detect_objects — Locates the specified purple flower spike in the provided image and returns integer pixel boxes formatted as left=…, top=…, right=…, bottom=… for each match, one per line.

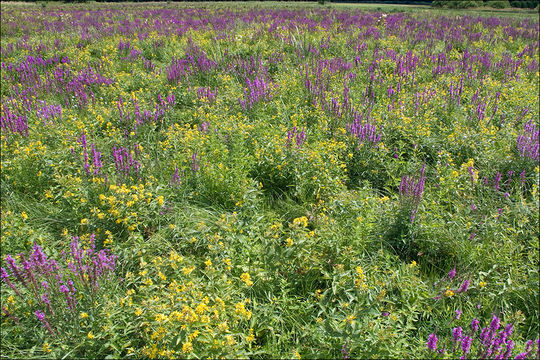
left=427, top=333, right=438, bottom=351
left=462, top=336, right=472, bottom=354
left=0, top=267, right=8, bottom=282
left=34, top=310, right=45, bottom=322
left=449, top=268, right=456, bottom=280
left=459, top=280, right=470, bottom=293
left=490, top=314, right=501, bottom=332
left=453, top=327, right=463, bottom=342
left=471, top=318, right=480, bottom=333
left=191, top=152, right=199, bottom=173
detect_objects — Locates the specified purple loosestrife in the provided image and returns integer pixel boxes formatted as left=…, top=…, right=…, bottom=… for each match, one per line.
left=493, top=172, right=502, bottom=191
left=453, top=327, right=463, bottom=342
left=398, top=166, right=426, bottom=221
left=142, top=57, right=156, bottom=72
left=170, top=167, right=183, bottom=187
left=0, top=108, right=29, bottom=137
left=427, top=333, right=438, bottom=352
left=2, top=237, right=117, bottom=335
left=462, top=336, right=473, bottom=354
left=520, top=170, right=526, bottom=185
left=490, top=314, right=501, bottom=332
left=196, top=87, right=218, bottom=104
left=346, top=111, right=381, bottom=147
left=112, top=145, right=141, bottom=179
left=42, top=293, right=54, bottom=315
left=199, top=121, right=210, bottom=134
left=516, top=120, right=539, bottom=162
left=430, top=312, right=536, bottom=359
left=191, top=152, right=199, bottom=173
left=167, top=57, right=192, bottom=84
left=90, top=144, right=102, bottom=176
left=239, top=75, right=273, bottom=111
left=1, top=267, right=22, bottom=298
left=36, top=100, right=62, bottom=125
left=399, top=174, right=426, bottom=204
left=458, top=279, right=470, bottom=293
left=471, top=318, right=480, bottom=333
left=286, top=127, right=306, bottom=149
left=34, top=310, right=55, bottom=335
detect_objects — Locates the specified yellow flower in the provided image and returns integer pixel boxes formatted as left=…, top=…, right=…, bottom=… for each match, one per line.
left=479, top=281, right=486, bottom=289
left=444, top=289, right=455, bottom=297
left=80, top=312, right=89, bottom=319
left=21, top=212, right=28, bottom=220
left=80, top=218, right=89, bottom=225
left=286, top=238, right=294, bottom=247
left=182, top=341, right=193, bottom=354
left=246, top=329, right=255, bottom=342
left=225, top=334, right=237, bottom=346
left=292, top=216, right=308, bottom=227
left=88, top=331, right=95, bottom=339
left=182, top=266, right=195, bottom=275
left=241, top=272, right=253, bottom=286
left=409, top=260, right=417, bottom=268
left=135, top=308, right=143, bottom=316
left=42, top=343, right=51, bottom=353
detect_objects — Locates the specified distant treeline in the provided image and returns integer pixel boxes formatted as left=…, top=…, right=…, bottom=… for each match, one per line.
left=432, top=0, right=538, bottom=8
left=6, top=0, right=538, bottom=7
left=331, top=0, right=434, bottom=4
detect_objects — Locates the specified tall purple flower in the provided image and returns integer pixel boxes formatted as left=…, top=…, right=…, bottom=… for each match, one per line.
left=191, top=152, right=199, bottom=173
left=427, top=333, right=438, bottom=351
left=490, top=314, right=500, bottom=332
left=459, top=280, right=470, bottom=293
left=471, top=318, right=480, bottom=333
left=461, top=336, right=472, bottom=354
left=170, top=167, right=183, bottom=186
left=516, top=120, right=539, bottom=162
left=34, top=310, right=45, bottom=322
left=453, top=327, right=463, bottom=342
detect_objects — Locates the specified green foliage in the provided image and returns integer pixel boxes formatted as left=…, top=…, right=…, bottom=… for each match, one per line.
left=485, top=0, right=512, bottom=8
left=0, top=2, right=538, bottom=359
left=510, top=0, right=539, bottom=8
left=432, top=0, right=483, bottom=8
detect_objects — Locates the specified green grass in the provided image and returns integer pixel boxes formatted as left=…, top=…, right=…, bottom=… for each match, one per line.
left=0, top=2, right=538, bottom=359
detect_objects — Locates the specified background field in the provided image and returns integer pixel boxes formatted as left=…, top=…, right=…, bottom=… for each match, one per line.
left=1, top=2, right=539, bottom=359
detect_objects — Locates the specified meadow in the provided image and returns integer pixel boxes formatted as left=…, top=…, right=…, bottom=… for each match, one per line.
left=0, top=2, right=539, bottom=358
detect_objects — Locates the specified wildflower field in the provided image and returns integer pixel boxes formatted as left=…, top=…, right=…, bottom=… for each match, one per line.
left=0, top=2, right=539, bottom=358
